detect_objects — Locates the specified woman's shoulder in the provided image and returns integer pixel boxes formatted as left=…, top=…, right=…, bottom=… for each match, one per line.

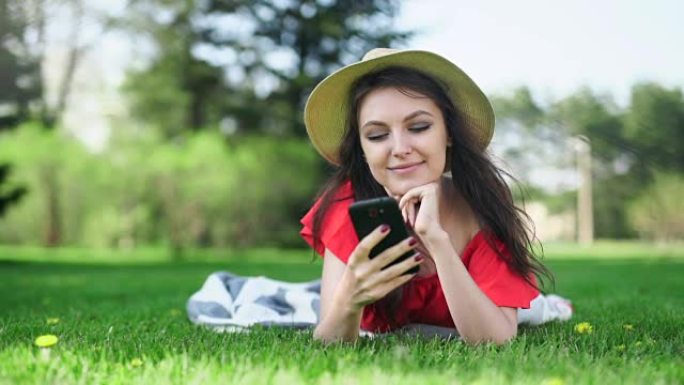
left=300, top=180, right=357, bottom=260
left=461, top=230, right=508, bottom=263
left=304, top=180, right=354, bottom=221
left=461, top=230, right=539, bottom=307
left=330, top=180, right=354, bottom=201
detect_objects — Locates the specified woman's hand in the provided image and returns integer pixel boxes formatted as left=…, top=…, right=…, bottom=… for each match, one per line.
left=338, top=225, right=423, bottom=313
left=398, top=182, right=449, bottom=242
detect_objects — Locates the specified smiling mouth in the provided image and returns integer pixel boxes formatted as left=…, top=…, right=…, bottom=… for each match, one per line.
left=389, top=161, right=425, bottom=172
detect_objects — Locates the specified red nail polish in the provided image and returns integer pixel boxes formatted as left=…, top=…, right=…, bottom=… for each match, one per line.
left=408, top=237, right=418, bottom=246
left=380, top=224, right=390, bottom=233
left=414, top=254, right=424, bottom=262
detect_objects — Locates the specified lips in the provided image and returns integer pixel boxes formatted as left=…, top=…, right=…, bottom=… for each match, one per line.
left=389, top=161, right=424, bottom=172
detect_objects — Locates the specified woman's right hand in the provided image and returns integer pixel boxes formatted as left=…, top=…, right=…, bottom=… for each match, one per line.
left=337, top=224, right=423, bottom=313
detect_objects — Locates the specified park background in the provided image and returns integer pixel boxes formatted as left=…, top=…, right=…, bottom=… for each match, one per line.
left=0, top=0, right=682, bottom=384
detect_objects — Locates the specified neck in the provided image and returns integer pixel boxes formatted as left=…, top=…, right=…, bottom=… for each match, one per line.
left=439, top=176, right=480, bottom=239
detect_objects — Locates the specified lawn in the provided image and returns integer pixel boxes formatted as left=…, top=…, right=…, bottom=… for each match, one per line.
left=0, top=245, right=682, bottom=384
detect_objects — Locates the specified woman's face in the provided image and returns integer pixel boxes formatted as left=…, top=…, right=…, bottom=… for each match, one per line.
left=358, top=86, right=449, bottom=197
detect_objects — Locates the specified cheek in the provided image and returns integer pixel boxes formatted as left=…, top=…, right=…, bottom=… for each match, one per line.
left=365, top=155, right=387, bottom=181
left=427, top=132, right=449, bottom=171
left=434, top=147, right=448, bottom=171
left=360, top=144, right=389, bottom=181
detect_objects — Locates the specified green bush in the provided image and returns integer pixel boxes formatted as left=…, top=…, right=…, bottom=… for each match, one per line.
left=0, top=123, right=321, bottom=248
left=0, top=123, right=97, bottom=245
left=628, top=173, right=684, bottom=242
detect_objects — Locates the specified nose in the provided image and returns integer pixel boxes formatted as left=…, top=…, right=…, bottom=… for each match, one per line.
left=390, top=132, right=412, bottom=157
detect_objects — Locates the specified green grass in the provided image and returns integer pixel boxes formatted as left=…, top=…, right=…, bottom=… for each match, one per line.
left=0, top=246, right=683, bottom=384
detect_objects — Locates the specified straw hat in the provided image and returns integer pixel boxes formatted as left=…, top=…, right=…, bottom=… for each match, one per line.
left=303, top=48, right=495, bottom=166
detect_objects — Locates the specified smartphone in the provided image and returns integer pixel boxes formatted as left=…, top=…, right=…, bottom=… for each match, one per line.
left=348, top=197, right=419, bottom=274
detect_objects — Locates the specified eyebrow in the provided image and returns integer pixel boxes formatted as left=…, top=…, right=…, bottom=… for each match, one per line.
left=361, top=110, right=434, bottom=129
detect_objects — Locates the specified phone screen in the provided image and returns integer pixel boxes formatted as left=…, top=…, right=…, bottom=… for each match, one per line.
left=348, top=197, right=418, bottom=274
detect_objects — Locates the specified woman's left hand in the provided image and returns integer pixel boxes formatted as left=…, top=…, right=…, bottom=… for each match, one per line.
left=398, top=182, right=449, bottom=242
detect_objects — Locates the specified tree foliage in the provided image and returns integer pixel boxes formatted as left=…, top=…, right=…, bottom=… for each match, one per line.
left=0, top=123, right=320, bottom=248
left=0, top=0, right=93, bottom=128
left=122, top=0, right=410, bottom=138
left=0, top=164, right=26, bottom=217
left=623, top=83, right=684, bottom=173
left=0, top=0, right=40, bottom=217
left=492, top=83, right=684, bottom=239
left=629, top=173, right=684, bottom=242
left=1, top=0, right=104, bottom=218
left=0, top=0, right=45, bottom=128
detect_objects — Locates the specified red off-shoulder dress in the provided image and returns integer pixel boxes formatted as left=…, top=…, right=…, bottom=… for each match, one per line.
left=300, top=180, right=539, bottom=332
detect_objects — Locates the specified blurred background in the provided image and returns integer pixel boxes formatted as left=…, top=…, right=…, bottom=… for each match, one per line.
left=1, top=0, right=682, bottom=260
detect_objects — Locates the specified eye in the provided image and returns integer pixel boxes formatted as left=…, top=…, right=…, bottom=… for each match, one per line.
left=366, top=133, right=388, bottom=141
left=409, top=123, right=431, bottom=132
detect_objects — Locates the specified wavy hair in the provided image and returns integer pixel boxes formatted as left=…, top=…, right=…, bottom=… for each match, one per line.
left=311, top=66, right=553, bottom=327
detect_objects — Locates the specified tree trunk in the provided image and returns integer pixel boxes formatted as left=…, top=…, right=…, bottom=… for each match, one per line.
left=42, top=165, right=61, bottom=246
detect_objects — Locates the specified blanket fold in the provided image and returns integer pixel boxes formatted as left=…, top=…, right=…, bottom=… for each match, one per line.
left=187, top=271, right=572, bottom=337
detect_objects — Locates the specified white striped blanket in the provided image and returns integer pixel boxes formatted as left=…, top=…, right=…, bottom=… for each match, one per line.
left=187, top=271, right=573, bottom=338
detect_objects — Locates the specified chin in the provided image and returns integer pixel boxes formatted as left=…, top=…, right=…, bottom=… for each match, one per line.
left=385, top=177, right=440, bottom=197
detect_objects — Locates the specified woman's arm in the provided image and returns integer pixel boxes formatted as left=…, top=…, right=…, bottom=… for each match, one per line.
left=424, top=232, right=518, bottom=345
left=398, top=184, right=518, bottom=345
left=313, top=227, right=423, bottom=344
left=313, top=248, right=364, bottom=342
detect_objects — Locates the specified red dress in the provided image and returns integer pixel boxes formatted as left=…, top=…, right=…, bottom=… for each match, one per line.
left=300, top=180, right=539, bottom=332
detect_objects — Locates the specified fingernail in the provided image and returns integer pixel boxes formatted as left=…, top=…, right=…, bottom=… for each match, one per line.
left=408, top=237, right=418, bottom=246
left=414, top=254, right=424, bottom=262
left=380, top=224, right=390, bottom=233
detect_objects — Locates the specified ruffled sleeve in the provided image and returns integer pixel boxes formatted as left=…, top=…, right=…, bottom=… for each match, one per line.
left=461, top=231, right=540, bottom=309
left=300, top=180, right=358, bottom=263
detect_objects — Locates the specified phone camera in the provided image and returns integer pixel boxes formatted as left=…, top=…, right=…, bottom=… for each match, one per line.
left=369, top=208, right=378, bottom=218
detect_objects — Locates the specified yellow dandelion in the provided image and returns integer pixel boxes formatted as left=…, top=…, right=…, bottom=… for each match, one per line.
left=542, top=377, right=565, bottom=385
left=574, top=322, right=593, bottom=334
left=34, top=334, right=59, bottom=348
left=46, top=318, right=60, bottom=325
left=622, top=324, right=634, bottom=331
left=130, top=358, right=144, bottom=368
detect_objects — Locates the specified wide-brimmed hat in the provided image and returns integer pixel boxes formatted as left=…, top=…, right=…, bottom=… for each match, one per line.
left=303, top=48, right=495, bottom=166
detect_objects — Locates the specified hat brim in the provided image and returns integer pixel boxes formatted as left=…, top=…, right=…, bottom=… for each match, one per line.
left=304, top=50, right=495, bottom=166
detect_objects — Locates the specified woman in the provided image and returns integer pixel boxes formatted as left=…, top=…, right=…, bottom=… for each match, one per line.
left=300, top=49, right=571, bottom=345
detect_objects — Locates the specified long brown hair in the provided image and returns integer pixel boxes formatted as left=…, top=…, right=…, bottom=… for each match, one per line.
left=311, top=66, right=553, bottom=326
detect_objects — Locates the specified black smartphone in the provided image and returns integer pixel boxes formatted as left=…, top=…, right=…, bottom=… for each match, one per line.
left=348, top=197, right=418, bottom=274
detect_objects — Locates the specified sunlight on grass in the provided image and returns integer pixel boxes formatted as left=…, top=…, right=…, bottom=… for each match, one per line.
left=0, top=246, right=315, bottom=264
left=541, top=241, right=684, bottom=260
left=1, top=247, right=682, bottom=384
left=1, top=242, right=683, bottom=266
left=1, top=343, right=681, bottom=385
